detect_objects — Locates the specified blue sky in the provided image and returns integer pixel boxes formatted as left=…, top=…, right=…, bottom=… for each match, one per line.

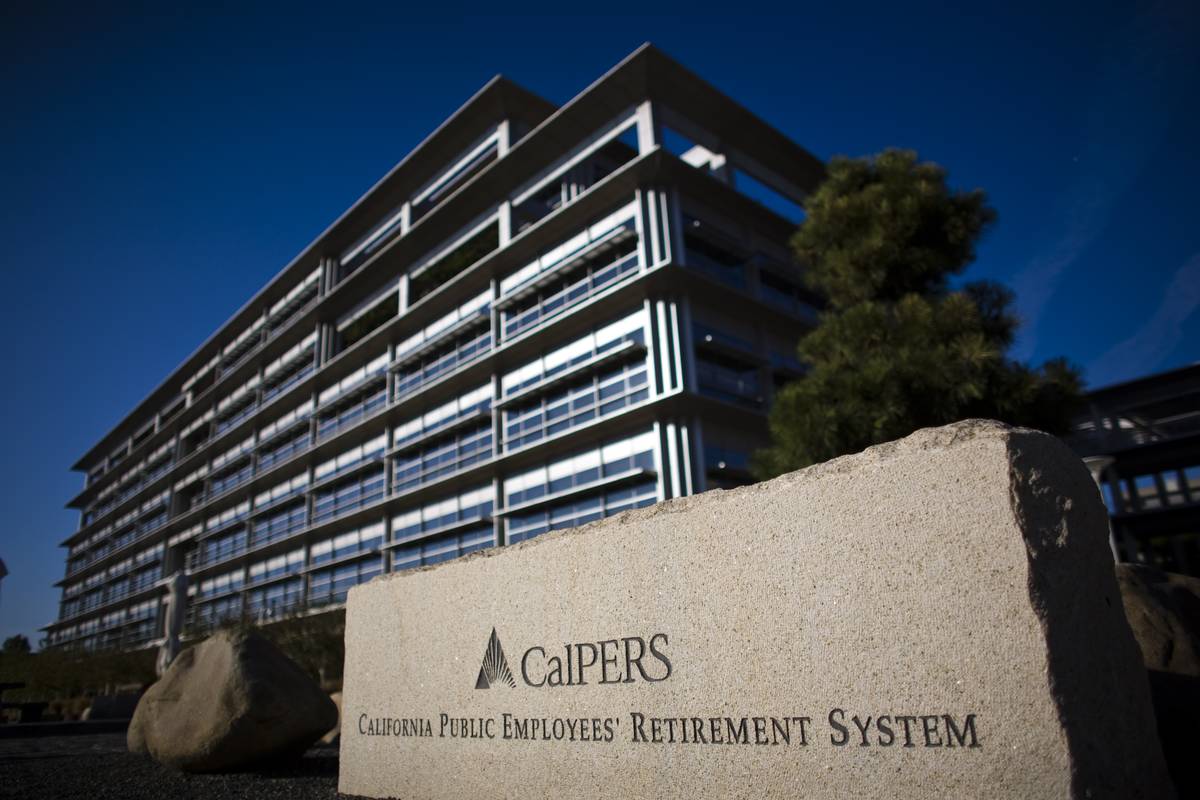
left=1, top=1, right=1197, bottom=647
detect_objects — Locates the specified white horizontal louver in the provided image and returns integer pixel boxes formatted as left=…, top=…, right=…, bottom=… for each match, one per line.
left=394, top=291, right=490, bottom=360
left=317, top=352, right=387, bottom=406
left=263, top=332, right=318, bottom=380
left=268, top=268, right=321, bottom=319
left=222, top=317, right=265, bottom=358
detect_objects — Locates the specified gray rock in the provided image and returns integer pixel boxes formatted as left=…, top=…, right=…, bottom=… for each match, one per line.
left=1116, top=564, right=1200, bottom=797
left=127, top=628, right=337, bottom=772
left=339, top=419, right=1173, bottom=799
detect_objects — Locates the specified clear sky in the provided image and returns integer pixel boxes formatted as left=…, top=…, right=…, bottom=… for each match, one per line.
left=1, top=1, right=1197, bottom=647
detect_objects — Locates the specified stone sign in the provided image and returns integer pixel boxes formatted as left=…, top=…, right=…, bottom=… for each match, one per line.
left=339, top=420, right=1173, bottom=798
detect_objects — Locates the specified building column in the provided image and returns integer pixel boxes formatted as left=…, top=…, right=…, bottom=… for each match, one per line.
left=635, top=100, right=660, bottom=155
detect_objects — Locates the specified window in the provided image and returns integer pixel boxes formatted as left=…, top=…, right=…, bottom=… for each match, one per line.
left=180, top=413, right=212, bottom=457
left=393, top=291, right=490, bottom=368
left=393, top=423, right=493, bottom=492
left=507, top=479, right=657, bottom=544
left=705, top=444, right=752, bottom=490
left=268, top=267, right=320, bottom=333
left=215, top=377, right=261, bottom=435
left=246, top=578, right=303, bottom=620
left=159, top=394, right=186, bottom=425
left=259, top=429, right=309, bottom=470
left=316, top=355, right=388, bottom=440
left=197, top=528, right=247, bottom=569
left=390, top=485, right=494, bottom=543
left=220, top=318, right=265, bottom=372
left=318, top=353, right=389, bottom=407
left=317, top=384, right=387, bottom=440
left=263, top=334, right=317, bottom=401
left=192, top=595, right=242, bottom=632
left=250, top=501, right=306, bottom=548
left=310, top=521, right=384, bottom=567
left=394, top=327, right=492, bottom=400
left=391, top=526, right=492, bottom=572
left=1134, top=475, right=1162, bottom=510
left=392, top=383, right=492, bottom=449
left=259, top=400, right=313, bottom=441
left=312, top=467, right=386, bottom=524
left=248, top=548, right=304, bottom=586
left=206, top=500, right=251, bottom=535
left=503, top=359, right=648, bottom=451
left=511, top=122, right=640, bottom=233
left=209, top=457, right=253, bottom=498
left=315, top=434, right=387, bottom=483
left=254, top=473, right=309, bottom=511
left=503, top=430, right=657, bottom=512
left=696, top=352, right=763, bottom=408
left=684, top=216, right=746, bottom=288
left=501, top=309, right=646, bottom=398
left=309, top=559, right=382, bottom=607
left=197, top=567, right=244, bottom=599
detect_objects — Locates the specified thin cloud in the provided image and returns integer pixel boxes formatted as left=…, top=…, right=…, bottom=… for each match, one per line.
left=1010, top=183, right=1112, bottom=360
left=1088, top=252, right=1200, bottom=386
left=1011, top=6, right=1186, bottom=360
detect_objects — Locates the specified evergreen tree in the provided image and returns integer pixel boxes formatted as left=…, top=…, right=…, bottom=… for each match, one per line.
left=754, top=149, right=1082, bottom=477
left=2, top=634, right=31, bottom=655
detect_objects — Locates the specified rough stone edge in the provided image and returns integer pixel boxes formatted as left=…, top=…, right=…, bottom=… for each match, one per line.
left=348, top=418, right=1018, bottom=602
left=1005, top=429, right=1174, bottom=799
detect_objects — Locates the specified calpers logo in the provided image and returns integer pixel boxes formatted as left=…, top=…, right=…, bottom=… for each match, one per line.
left=473, top=627, right=673, bottom=689
left=475, top=628, right=516, bottom=689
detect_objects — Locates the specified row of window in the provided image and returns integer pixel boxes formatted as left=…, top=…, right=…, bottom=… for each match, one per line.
left=72, top=212, right=805, bottom=590
left=70, top=426, right=664, bottom=638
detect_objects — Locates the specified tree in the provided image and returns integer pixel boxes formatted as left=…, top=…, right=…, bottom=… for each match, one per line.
left=2, top=634, right=31, bottom=655
left=754, top=149, right=1082, bottom=477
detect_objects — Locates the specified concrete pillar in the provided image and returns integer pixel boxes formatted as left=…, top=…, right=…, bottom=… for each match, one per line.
left=398, top=273, right=410, bottom=315
left=496, top=120, right=511, bottom=157
left=635, top=100, right=660, bottom=155
left=651, top=421, right=668, bottom=502
left=498, top=201, right=513, bottom=246
left=634, top=188, right=653, bottom=271
left=399, top=201, right=412, bottom=237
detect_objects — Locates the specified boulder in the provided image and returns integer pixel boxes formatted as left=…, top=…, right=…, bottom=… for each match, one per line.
left=339, top=420, right=1173, bottom=799
left=1116, top=564, right=1200, bottom=797
left=127, top=628, right=338, bottom=772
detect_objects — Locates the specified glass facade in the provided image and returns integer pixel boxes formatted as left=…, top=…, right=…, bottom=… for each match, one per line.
left=504, top=430, right=657, bottom=543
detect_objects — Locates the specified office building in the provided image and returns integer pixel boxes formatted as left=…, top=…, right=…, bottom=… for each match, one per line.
left=1069, top=363, right=1200, bottom=576
left=44, top=45, right=823, bottom=651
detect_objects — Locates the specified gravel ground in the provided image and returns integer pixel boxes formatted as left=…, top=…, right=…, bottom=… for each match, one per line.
left=0, top=733, right=344, bottom=800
